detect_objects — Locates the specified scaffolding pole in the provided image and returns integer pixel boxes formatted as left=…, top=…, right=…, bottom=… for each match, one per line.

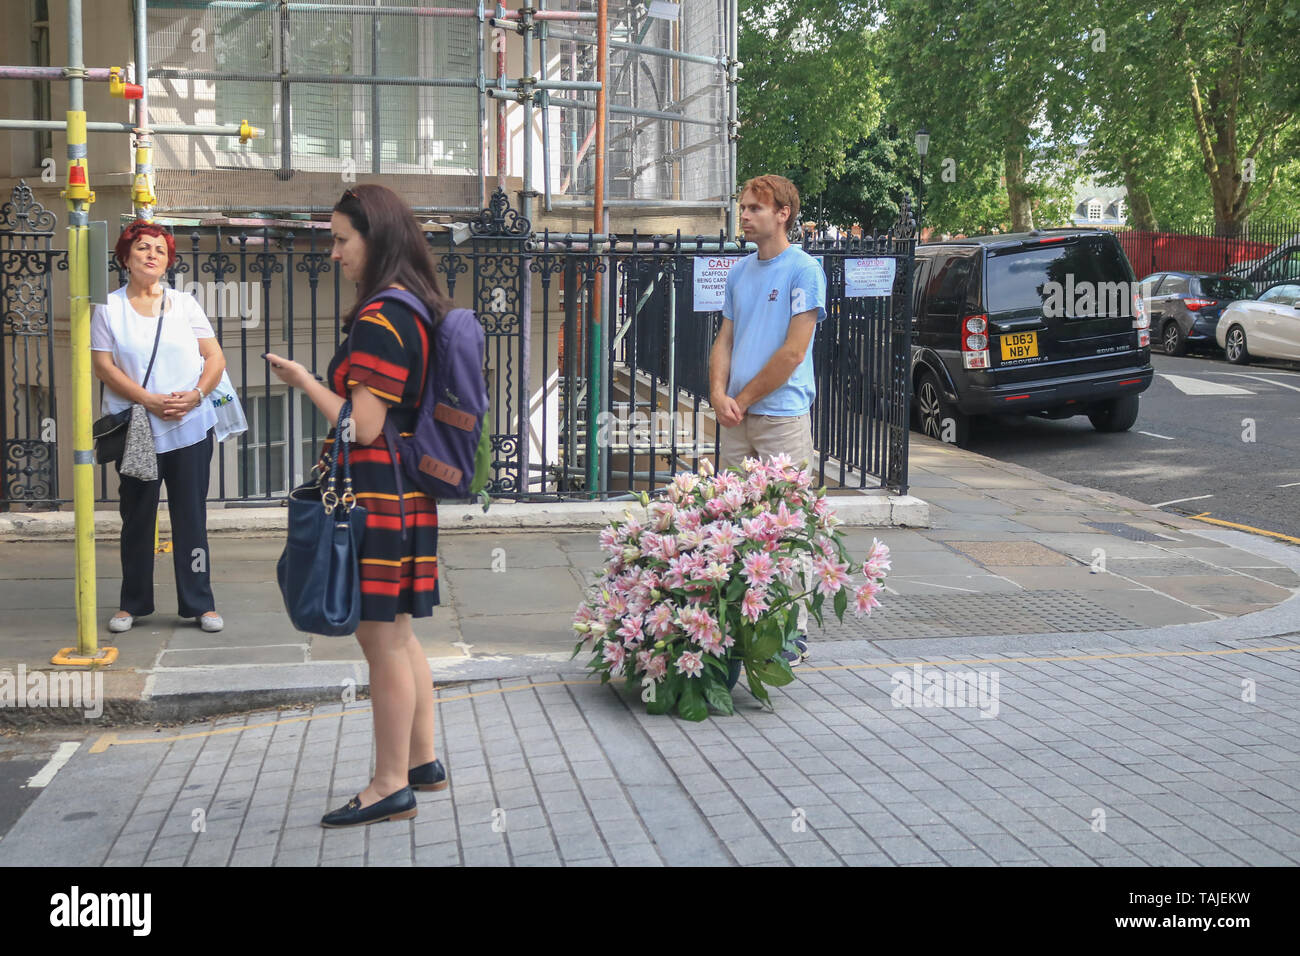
left=727, top=0, right=739, bottom=239
left=589, top=0, right=607, bottom=494
left=0, top=118, right=262, bottom=137
left=134, top=0, right=156, bottom=219
left=149, top=1, right=595, bottom=18
left=54, top=0, right=114, bottom=667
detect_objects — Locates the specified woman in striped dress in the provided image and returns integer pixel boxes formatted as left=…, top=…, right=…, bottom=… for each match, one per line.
left=266, top=184, right=449, bottom=828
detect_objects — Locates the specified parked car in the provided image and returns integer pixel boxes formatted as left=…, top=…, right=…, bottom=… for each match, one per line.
left=1215, top=281, right=1300, bottom=364
left=910, top=228, right=1153, bottom=447
left=1139, top=271, right=1256, bottom=355
left=1226, top=236, right=1300, bottom=293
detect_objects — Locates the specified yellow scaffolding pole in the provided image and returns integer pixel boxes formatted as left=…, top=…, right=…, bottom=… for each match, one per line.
left=53, top=0, right=116, bottom=668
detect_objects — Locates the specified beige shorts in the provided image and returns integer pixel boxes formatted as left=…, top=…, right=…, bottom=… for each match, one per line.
left=718, top=411, right=815, bottom=472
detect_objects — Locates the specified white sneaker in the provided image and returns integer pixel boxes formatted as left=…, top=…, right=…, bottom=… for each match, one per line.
left=200, top=612, right=224, bottom=632
left=108, top=613, right=133, bottom=633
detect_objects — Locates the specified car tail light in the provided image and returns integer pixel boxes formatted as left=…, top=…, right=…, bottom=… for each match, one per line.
left=1132, top=291, right=1149, bottom=329
left=1138, top=330, right=1150, bottom=347
left=962, top=313, right=989, bottom=368
left=1183, top=298, right=1214, bottom=311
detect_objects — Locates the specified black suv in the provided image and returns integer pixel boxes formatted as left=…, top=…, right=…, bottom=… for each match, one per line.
left=910, top=229, right=1153, bottom=446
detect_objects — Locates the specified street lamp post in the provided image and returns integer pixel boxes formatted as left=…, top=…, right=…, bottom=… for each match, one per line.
left=914, top=126, right=930, bottom=238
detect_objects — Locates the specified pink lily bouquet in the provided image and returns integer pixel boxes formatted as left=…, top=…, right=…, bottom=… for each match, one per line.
left=571, top=454, right=890, bottom=721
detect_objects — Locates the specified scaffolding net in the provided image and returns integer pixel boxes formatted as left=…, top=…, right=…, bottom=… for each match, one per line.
left=142, top=0, right=730, bottom=213
left=549, top=0, right=730, bottom=204
left=146, top=0, right=481, bottom=212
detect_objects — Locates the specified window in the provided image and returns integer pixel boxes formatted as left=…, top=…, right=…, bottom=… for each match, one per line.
left=926, top=256, right=973, bottom=315
left=208, top=0, right=477, bottom=173
left=1260, top=284, right=1300, bottom=307
left=1139, top=274, right=1164, bottom=296
left=239, top=392, right=288, bottom=497
left=1114, top=199, right=1125, bottom=223
left=1262, top=251, right=1300, bottom=283
left=1087, top=200, right=1103, bottom=221
left=238, top=390, right=332, bottom=497
left=1162, top=275, right=1189, bottom=296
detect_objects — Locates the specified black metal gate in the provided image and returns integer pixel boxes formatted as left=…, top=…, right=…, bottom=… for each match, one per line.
left=0, top=182, right=914, bottom=506
left=0, top=181, right=61, bottom=507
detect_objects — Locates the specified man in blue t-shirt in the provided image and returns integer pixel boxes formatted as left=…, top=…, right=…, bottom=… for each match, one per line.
left=709, top=174, right=827, bottom=662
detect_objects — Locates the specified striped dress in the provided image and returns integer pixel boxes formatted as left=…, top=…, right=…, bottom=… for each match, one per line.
left=318, top=294, right=440, bottom=621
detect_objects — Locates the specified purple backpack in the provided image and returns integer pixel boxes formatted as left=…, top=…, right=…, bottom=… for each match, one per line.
left=367, top=289, right=488, bottom=510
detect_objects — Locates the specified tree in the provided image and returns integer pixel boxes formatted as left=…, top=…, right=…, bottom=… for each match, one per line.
left=878, top=0, right=1088, bottom=231
left=737, top=0, right=885, bottom=197
left=814, top=124, right=916, bottom=234
left=1076, top=0, right=1300, bottom=232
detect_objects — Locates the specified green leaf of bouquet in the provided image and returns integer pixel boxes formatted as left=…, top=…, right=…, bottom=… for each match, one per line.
left=745, top=669, right=771, bottom=703
left=704, top=679, right=735, bottom=716
left=645, top=678, right=678, bottom=715
left=726, top=577, right=746, bottom=601
left=747, top=656, right=796, bottom=687
left=834, top=587, right=848, bottom=620
left=677, top=681, right=708, bottom=722
left=750, top=621, right=782, bottom=660
left=704, top=653, right=728, bottom=676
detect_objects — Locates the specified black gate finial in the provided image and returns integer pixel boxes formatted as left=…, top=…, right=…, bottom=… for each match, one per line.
left=0, top=180, right=57, bottom=234
left=469, top=188, right=531, bottom=238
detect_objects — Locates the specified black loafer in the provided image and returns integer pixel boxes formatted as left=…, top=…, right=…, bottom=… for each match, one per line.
left=320, top=787, right=417, bottom=828
left=408, top=759, right=449, bottom=792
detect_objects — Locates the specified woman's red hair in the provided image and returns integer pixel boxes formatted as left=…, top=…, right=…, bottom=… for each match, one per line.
left=114, top=220, right=177, bottom=270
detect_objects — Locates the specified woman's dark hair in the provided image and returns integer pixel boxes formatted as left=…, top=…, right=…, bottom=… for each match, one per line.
left=334, top=184, right=453, bottom=329
left=115, top=220, right=177, bottom=270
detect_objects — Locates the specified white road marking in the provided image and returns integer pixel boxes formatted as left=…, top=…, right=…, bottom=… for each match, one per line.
left=1212, top=372, right=1300, bottom=394
left=1277, top=482, right=1300, bottom=488
left=25, top=742, right=81, bottom=789
left=898, top=580, right=981, bottom=593
left=1156, top=373, right=1255, bottom=396
left=1151, top=494, right=1214, bottom=508
left=1138, top=431, right=1176, bottom=440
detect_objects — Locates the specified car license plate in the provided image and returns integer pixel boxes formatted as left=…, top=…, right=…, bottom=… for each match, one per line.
left=1000, top=331, right=1038, bottom=360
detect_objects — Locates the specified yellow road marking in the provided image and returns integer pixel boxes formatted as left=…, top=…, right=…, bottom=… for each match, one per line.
left=1189, top=512, right=1300, bottom=546
left=87, top=644, right=1300, bottom=754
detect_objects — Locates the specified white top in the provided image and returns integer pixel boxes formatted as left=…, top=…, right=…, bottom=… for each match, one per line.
left=90, top=286, right=219, bottom=454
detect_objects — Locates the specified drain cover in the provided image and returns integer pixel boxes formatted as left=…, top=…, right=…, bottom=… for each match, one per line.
left=946, top=540, right=1074, bottom=566
left=1084, top=521, right=1177, bottom=542
left=824, top=589, right=1143, bottom=640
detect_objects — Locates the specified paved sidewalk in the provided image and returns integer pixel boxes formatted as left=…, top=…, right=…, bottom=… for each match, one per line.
left=2, top=630, right=1297, bottom=867
left=1, top=436, right=1298, bottom=722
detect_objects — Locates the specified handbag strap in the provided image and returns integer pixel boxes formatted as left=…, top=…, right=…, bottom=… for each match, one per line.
left=140, top=291, right=167, bottom=391
left=324, top=399, right=357, bottom=514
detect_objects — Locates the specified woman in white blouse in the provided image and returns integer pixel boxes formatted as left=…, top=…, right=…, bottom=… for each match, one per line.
left=90, top=221, right=227, bottom=634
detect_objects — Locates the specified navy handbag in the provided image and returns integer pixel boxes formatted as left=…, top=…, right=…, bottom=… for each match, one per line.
left=276, top=400, right=368, bottom=636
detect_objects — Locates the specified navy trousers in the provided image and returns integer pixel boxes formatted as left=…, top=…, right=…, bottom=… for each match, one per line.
left=117, top=429, right=215, bottom=618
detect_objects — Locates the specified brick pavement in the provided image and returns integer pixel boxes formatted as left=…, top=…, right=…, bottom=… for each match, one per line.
left=3, top=635, right=1297, bottom=867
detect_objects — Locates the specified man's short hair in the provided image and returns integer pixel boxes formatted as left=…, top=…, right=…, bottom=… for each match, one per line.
left=740, top=174, right=800, bottom=228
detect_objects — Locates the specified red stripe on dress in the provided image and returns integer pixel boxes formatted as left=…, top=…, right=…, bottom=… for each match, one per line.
left=348, top=352, right=409, bottom=383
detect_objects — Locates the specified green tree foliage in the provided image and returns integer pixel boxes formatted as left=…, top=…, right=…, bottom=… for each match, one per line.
left=736, top=0, right=884, bottom=198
